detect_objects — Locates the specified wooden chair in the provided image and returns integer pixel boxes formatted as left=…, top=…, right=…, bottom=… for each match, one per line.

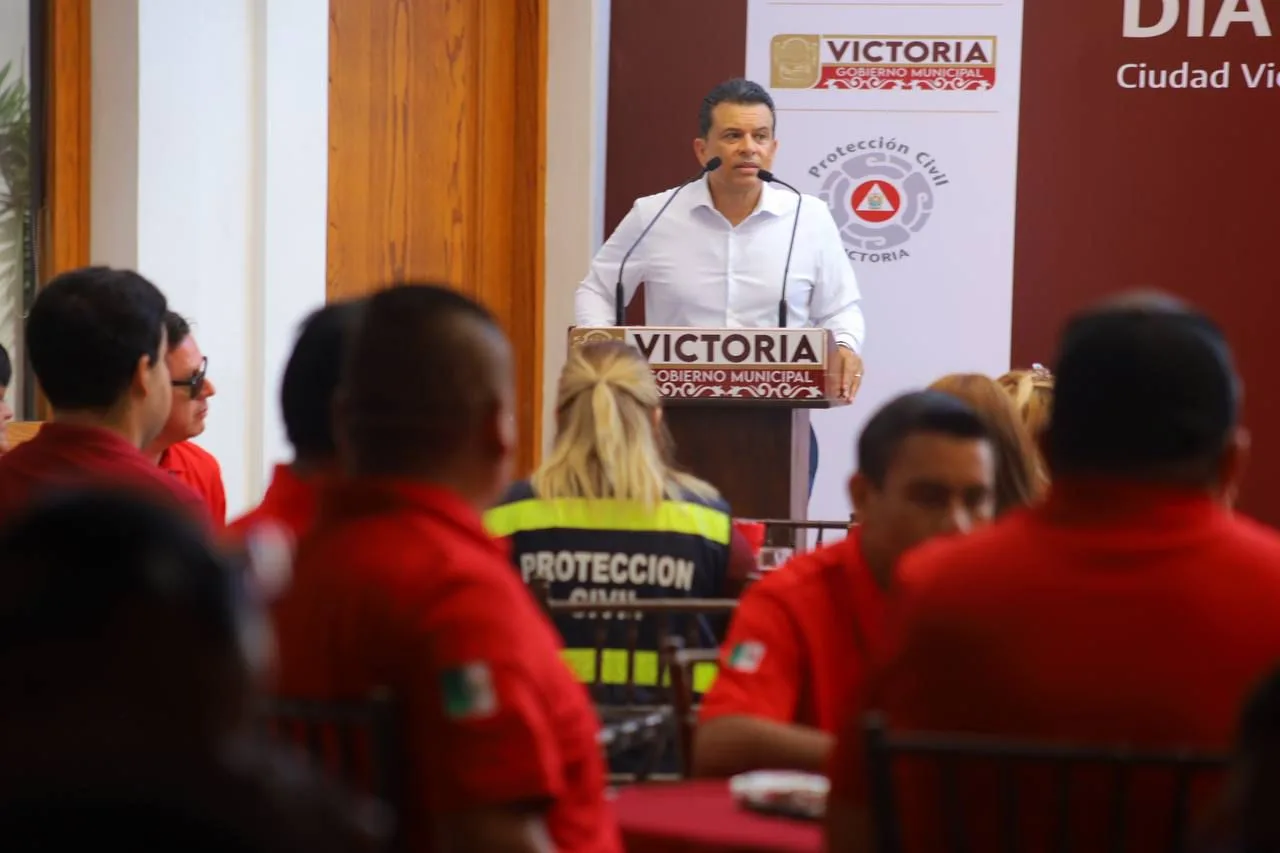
left=666, top=642, right=722, bottom=778
left=754, top=513, right=857, bottom=552
left=5, top=421, right=42, bottom=448
left=862, top=713, right=1230, bottom=853
left=259, top=690, right=401, bottom=806
left=539, top=594, right=737, bottom=781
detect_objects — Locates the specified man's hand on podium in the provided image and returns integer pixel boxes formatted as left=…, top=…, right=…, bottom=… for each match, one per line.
left=837, top=345, right=863, bottom=401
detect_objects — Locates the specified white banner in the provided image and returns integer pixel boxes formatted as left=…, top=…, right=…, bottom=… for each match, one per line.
left=746, top=0, right=1026, bottom=524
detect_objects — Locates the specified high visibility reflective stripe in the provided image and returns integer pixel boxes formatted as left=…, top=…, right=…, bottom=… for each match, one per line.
left=562, top=648, right=719, bottom=693
left=485, top=497, right=731, bottom=546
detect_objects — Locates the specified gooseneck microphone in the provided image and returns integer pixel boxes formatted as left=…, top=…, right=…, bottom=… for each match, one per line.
left=614, top=157, right=723, bottom=326
left=758, top=169, right=802, bottom=328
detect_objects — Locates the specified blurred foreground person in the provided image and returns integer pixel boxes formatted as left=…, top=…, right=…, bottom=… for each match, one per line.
left=273, top=284, right=620, bottom=852
left=0, top=489, right=387, bottom=853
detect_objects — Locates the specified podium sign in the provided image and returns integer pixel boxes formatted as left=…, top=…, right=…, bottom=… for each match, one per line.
left=568, top=326, right=838, bottom=401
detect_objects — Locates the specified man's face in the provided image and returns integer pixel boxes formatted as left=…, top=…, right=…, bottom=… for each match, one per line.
left=853, top=432, right=997, bottom=565
left=694, top=102, right=778, bottom=195
left=0, top=384, right=11, bottom=453
left=157, top=334, right=216, bottom=447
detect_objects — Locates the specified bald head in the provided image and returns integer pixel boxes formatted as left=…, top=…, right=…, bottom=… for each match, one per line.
left=339, top=284, right=514, bottom=480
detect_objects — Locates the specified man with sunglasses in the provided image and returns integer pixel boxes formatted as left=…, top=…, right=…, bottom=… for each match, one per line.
left=0, top=267, right=207, bottom=525
left=145, top=312, right=226, bottom=526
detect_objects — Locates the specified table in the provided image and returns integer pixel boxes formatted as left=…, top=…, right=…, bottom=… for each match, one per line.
left=611, top=780, right=822, bottom=853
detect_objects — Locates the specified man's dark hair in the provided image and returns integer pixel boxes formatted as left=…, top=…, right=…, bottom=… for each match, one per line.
left=26, top=267, right=168, bottom=411
left=281, top=300, right=366, bottom=462
left=699, top=78, right=776, bottom=138
left=341, top=283, right=505, bottom=473
left=857, top=391, right=990, bottom=488
left=163, top=311, right=191, bottom=351
left=0, top=341, right=10, bottom=388
left=1046, top=292, right=1239, bottom=482
left=0, top=489, right=241, bottom=658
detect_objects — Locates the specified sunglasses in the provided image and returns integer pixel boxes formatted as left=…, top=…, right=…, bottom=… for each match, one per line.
left=172, top=356, right=209, bottom=396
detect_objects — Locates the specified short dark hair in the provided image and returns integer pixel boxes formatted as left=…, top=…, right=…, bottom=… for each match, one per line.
left=857, top=391, right=990, bottom=488
left=281, top=300, right=366, bottom=462
left=0, top=489, right=241, bottom=657
left=163, top=311, right=191, bottom=351
left=699, top=78, right=776, bottom=138
left=341, top=284, right=505, bottom=471
left=26, top=267, right=168, bottom=411
left=1046, top=293, right=1238, bottom=480
left=0, top=341, right=10, bottom=387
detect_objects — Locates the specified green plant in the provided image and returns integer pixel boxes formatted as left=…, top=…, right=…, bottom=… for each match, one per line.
left=0, top=59, right=30, bottom=220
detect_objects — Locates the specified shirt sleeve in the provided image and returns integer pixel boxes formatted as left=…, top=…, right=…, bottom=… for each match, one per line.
left=699, top=584, right=804, bottom=724
left=574, top=200, right=651, bottom=327
left=808, top=203, right=866, bottom=353
left=208, top=456, right=228, bottom=528
left=410, top=586, right=567, bottom=813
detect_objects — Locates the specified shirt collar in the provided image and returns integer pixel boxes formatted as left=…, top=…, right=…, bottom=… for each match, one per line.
left=319, top=477, right=495, bottom=545
left=40, top=422, right=143, bottom=456
left=1036, top=476, right=1224, bottom=529
left=689, top=174, right=795, bottom=219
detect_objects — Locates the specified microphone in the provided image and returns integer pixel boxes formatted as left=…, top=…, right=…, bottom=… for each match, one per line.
left=758, top=169, right=802, bottom=328
left=614, top=157, right=723, bottom=326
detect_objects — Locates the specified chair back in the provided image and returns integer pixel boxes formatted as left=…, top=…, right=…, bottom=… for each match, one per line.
left=260, top=690, right=401, bottom=806
left=754, top=514, right=856, bottom=553
left=862, top=714, right=1230, bottom=853
left=666, top=642, right=722, bottom=777
left=543, top=597, right=737, bottom=707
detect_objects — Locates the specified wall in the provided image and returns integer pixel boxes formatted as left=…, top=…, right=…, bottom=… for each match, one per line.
left=542, top=0, right=610, bottom=451
left=326, top=0, right=547, bottom=477
left=1010, top=0, right=1280, bottom=524
left=90, top=0, right=329, bottom=516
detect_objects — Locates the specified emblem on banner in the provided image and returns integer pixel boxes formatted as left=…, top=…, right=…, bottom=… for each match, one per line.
left=810, top=140, right=949, bottom=264
left=770, top=34, right=997, bottom=91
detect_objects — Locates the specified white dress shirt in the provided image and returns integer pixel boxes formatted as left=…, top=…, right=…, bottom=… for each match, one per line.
left=575, top=176, right=865, bottom=352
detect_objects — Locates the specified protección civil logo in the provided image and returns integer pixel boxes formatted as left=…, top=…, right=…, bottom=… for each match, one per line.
left=809, top=138, right=949, bottom=264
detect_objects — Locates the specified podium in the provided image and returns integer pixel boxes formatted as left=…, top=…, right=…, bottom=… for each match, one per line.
left=567, top=326, right=848, bottom=520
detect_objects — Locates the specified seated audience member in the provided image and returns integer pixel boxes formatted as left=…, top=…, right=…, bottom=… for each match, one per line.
left=693, top=391, right=996, bottom=778
left=274, top=284, right=620, bottom=853
left=826, top=293, right=1280, bottom=852
left=0, top=267, right=206, bottom=523
left=484, top=341, right=754, bottom=694
left=0, top=489, right=386, bottom=853
left=996, top=363, right=1054, bottom=439
left=0, top=341, right=11, bottom=453
left=929, top=372, right=1045, bottom=513
left=229, top=300, right=366, bottom=542
left=145, top=311, right=226, bottom=525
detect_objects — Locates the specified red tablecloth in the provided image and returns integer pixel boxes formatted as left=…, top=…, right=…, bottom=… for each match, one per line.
left=611, top=780, right=822, bottom=853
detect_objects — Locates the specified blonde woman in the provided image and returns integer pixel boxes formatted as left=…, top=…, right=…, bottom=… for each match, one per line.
left=929, top=373, right=1046, bottom=514
left=485, top=342, right=754, bottom=688
left=997, top=363, right=1055, bottom=439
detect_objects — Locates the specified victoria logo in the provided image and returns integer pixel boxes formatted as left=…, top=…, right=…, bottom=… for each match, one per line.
left=809, top=137, right=950, bottom=264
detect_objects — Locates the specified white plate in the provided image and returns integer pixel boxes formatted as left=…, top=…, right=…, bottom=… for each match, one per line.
left=729, top=770, right=829, bottom=821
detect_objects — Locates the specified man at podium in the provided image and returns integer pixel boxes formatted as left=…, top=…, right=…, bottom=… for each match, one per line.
left=574, top=78, right=865, bottom=492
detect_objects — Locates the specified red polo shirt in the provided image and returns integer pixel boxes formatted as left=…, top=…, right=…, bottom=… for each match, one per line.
left=274, top=479, right=620, bottom=853
left=699, top=530, right=888, bottom=734
left=0, top=422, right=208, bottom=526
left=158, top=440, right=226, bottom=527
left=228, top=464, right=320, bottom=543
left=829, top=480, right=1280, bottom=851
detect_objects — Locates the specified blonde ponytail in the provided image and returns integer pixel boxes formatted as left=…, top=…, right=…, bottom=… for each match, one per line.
left=533, top=342, right=718, bottom=508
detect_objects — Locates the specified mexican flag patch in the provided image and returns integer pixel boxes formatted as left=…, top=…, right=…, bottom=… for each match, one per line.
left=726, top=640, right=766, bottom=673
left=440, top=662, right=498, bottom=720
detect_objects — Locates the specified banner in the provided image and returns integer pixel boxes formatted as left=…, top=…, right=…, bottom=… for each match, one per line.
left=746, top=0, right=1026, bottom=523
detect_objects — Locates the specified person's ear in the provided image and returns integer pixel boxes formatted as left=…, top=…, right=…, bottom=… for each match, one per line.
left=693, top=136, right=709, bottom=165
left=849, top=471, right=871, bottom=516
left=1218, top=426, right=1251, bottom=509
